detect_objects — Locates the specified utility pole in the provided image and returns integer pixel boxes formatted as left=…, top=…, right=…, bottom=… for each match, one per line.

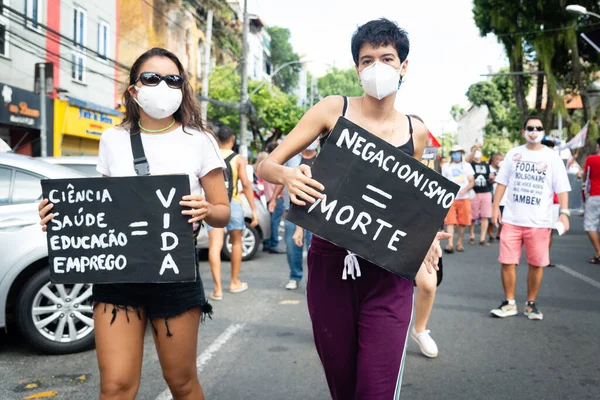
left=200, top=9, right=213, bottom=124
left=39, top=63, right=47, bottom=157
left=239, top=0, right=250, bottom=159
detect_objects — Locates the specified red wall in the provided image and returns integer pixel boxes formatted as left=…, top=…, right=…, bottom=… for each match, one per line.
left=46, top=0, right=61, bottom=98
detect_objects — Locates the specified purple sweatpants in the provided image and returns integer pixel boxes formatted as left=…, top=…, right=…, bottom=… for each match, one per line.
left=307, top=235, right=414, bottom=400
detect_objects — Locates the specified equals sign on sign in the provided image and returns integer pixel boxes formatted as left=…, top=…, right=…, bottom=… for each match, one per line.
left=361, top=184, right=392, bottom=210
left=129, top=221, right=149, bottom=236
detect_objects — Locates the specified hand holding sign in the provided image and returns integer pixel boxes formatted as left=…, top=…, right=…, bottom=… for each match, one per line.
left=38, top=198, right=55, bottom=232
left=422, top=231, right=451, bottom=274
left=180, top=194, right=210, bottom=223
left=283, top=164, right=324, bottom=206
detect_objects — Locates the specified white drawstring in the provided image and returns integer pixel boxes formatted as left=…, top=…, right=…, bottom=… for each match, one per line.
left=342, top=251, right=362, bottom=280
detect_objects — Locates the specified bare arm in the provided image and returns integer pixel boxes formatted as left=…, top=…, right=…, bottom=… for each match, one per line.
left=258, top=96, right=343, bottom=206
left=238, top=156, right=256, bottom=213
left=491, top=184, right=507, bottom=227
left=257, top=96, right=342, bottom=184
left=411, top=118, right=428, bottom=161
left=238, top=156, right=258, bottom=227
left=191, top=168, right=230, bottom=228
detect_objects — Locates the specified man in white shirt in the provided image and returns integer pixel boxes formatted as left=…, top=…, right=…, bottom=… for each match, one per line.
left=442, top=145, right=475, bottom=253
left=491, top=117, right=571, bottom=320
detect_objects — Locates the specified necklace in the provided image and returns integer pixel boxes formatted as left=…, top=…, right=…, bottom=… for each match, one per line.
left=138, top=118, right=175, bottom=133
left=359, top=97, right=397, bottom=142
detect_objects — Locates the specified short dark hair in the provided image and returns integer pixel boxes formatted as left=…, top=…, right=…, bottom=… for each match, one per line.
left=351, top=18, right=409, bottom=66
left=523, top=116, right=543, bottom=130
left=265, top=142, right=278, bottom=153
left=541, top=139, right=555, bottom=148
left=216, top=125, right=234, bottom=143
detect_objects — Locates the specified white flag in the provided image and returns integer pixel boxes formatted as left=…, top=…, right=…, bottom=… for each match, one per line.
left=560, top=121, right=589, bottom=150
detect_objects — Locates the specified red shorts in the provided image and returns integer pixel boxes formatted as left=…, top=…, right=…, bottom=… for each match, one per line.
left=444, top=199, right=471, bottom=226
left=498, top=223, right=551, bottom=267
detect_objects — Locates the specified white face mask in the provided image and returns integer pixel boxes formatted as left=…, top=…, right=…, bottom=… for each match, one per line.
left=360, top=62, right=402, bottom=100
left=134, top=81, right=183, bottom=120
left=474, top=150, right=482, bottom=160
left=524, top=129, right=544, bottom=144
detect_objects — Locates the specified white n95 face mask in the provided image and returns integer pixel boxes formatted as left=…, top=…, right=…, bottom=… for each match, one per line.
left=360, top=62, right=402, bottom=100
left=134, top=81, right=183, bottom=120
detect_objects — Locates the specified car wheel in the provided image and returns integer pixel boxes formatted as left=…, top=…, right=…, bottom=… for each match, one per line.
left=16, top=268, right=95, bottom=354
left=222, top=222, right=260, bottom=261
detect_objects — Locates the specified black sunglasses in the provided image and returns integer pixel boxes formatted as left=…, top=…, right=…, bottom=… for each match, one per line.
left=135, top=72, right=184, bottom=89
left=526, top=126, right=544, bottom=132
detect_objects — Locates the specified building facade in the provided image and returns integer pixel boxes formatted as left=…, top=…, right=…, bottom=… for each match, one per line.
left=0, top=0, right=122, bottom=156
left=247, top=14, right=270, bottom=81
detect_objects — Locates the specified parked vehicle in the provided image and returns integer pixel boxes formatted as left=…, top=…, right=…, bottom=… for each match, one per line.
left=0, top=153, right=94, bottom=354
left=41, top=156, right=271, bottom=260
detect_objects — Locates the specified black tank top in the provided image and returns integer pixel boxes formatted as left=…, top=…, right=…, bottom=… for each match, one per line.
left=320, top=96, right=415, bottom=157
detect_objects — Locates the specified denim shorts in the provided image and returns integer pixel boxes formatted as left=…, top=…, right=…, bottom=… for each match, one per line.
left=91, top=248, right=212, bottom=337
left=207, top=200, right=245, bottom=231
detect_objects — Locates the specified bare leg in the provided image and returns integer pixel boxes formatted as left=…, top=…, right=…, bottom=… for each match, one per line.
left=457, top=225, right=466, bottom=249
left=414, top=263, right=437, bottom=333
left=501, top=264, right=517, bottom=300
left=527, top=265, right=544, bottom=302
left=95, top=304, right=146, bottom=400
left=446, top=225, right=455, bottom=249
left=229, top=229, right=244, bottom=290
left=487, top=222, right=494, bottom=240
left=469, top=223, right=476, bottom=241
left=153, top=310, right=204, bottom=400
left=480, top=218, right=489, bottom=242
left=208, top=229, right=225, bottom=297
left=587, top=231, right=600, bottom=257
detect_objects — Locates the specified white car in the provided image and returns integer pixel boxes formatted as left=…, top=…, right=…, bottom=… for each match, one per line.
left=0, top=153, right=94, bottom=354
left=42, top=156, right=271, bottom=261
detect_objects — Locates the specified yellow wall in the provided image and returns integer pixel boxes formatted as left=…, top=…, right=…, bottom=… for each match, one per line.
left=117, top=0, right=205, bottom=96
left=53, top=99, right=123, bottom=156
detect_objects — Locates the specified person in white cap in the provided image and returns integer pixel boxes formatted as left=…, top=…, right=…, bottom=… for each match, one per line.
left=442, top=144, right=475, bottom=253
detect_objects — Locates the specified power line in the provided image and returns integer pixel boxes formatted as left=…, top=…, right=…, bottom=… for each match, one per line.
left=0, top=36, right=123, bottom=100
left=2, top=4, right=130, bottom=71
left=3, top=27, right=127, bottom=86
left=494, top=21, right=600, bottom=38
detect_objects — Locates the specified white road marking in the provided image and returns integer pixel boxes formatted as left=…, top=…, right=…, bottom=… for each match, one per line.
left=155, top=323, right=246, bottom=400
left=555, top=264, right=600, bottom=290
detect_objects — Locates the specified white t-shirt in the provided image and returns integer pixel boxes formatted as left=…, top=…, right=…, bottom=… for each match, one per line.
left=490, top=165, right=507, bottom=206
left=97, top=126, right=225, bottom=196
left=495, top=145, right=571, bottom=228
left=442, top=161, right=475, bottom=200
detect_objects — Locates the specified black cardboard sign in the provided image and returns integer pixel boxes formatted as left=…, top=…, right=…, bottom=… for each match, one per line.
left=286, top=117, right=459, bottom=280
left=41, top=175, right=195, bottom=284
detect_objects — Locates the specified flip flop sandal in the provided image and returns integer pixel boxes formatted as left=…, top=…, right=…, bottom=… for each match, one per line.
left=480, top=241, right=490, bottom=247
left=209, top=293, right=223, bottom=301
left=589, top=256, right=600, bottom=264
left=469, top=238, right=476, bottom=245
left=229, top=282, right=249, bottom=293
left=444, top=246, right=455, bottom=254
left=456, top=246, right=465, bottom=252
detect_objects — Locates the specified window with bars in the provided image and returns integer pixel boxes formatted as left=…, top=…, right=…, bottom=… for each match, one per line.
left=0, top=0, right=8, bottom=58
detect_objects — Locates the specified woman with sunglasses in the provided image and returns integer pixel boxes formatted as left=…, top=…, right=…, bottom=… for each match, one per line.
left=38, top=47, right=229, bottom=400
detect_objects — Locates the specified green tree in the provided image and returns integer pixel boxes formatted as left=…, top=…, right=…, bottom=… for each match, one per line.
left=317, top=67, right=363, bottom=98
left=207, top=64, right=303, bottom=149
left=267, top=27, right=301, bottom=94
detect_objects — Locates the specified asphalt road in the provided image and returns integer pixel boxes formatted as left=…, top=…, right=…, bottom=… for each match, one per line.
left=1, top=217, right=599, bottom=400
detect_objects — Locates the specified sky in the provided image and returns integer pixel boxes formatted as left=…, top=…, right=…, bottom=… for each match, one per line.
left=248, top=0, right=508, bottom=136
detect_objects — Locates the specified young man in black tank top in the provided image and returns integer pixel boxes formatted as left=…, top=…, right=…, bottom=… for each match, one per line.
left=258, top=18, right=449, bottom=399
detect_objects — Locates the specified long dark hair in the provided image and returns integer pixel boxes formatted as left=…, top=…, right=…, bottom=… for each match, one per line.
left=120, top=47, right=205, bottom=133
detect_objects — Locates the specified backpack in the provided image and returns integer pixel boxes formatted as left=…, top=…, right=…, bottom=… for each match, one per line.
left=224, top=152, right=237, bottom=201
